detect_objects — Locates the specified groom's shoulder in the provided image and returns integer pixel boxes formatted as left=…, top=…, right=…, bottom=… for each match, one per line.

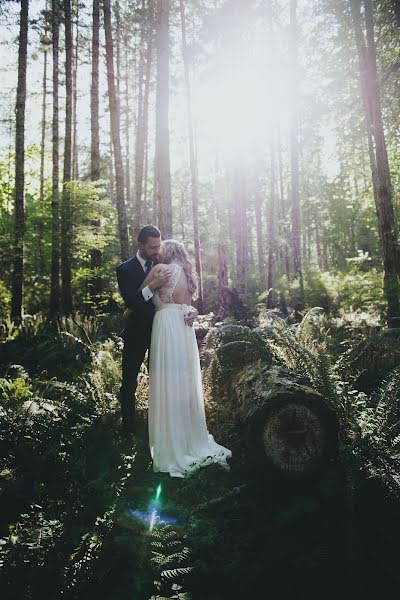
left=116, top=256, right=138, bottom=273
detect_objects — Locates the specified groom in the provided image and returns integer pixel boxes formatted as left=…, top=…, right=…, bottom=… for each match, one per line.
left=116, top=224, right=171, bottom=437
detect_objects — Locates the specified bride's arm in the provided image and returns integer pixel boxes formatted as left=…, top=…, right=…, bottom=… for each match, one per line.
left=139, top=265, right=171, bottom=291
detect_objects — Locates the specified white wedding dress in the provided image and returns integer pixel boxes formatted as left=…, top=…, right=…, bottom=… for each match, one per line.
left=148, top=263, right=232, bottom=478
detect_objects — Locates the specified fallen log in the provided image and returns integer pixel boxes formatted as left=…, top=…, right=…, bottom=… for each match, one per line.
left=204, top=324, right=339, bottom=479
left=232, top=363, right=338, bottom=478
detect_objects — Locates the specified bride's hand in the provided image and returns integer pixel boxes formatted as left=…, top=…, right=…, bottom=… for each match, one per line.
left=184, top=307, right=198, bottom=327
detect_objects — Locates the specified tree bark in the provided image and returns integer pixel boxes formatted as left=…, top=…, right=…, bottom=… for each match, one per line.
left=350, top=0, right=400, bottom=326
left=141, top=5, right=153, bottom=226
left=134, top=0, right=149, bottom=242
left=89, top=0, right=102, bottom=302
left=61, top=0, right=73, bottom=314
left=11, top=0, right=29, bottom=323
left=50, top=0, right=60, bottom=316
left=103, top=0, right=130, bottom=261
left=38, top=0, right=48, bottom=278
left=155, top=0, right=172, bottom=238
left=179, top=0, right=204, bottom=312
left=72, top=1, right=79, bottom=180
left=267, top=134, right=277, bottom=308
left=289, top=0, right=304, bottom=309
left=233, top=164, right=247, bottom=294
left=254, top=179, right=266, bottom=287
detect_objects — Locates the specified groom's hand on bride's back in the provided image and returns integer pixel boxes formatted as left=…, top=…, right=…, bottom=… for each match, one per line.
left=149, top=268, right=172, bottom=291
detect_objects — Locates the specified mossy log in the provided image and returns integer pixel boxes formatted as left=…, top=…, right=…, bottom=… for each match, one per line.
left=232, top=363, right=338, bottom=477
left=204, top=324, right=339, bottom=478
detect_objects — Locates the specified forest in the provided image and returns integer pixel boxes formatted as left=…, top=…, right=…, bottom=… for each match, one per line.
left=1, top=0, right=400, bottom=599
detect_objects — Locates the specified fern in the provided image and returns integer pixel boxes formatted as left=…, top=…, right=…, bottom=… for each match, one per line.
left=261, top=309, right=342, bottom=412
left=149, top=522, right=193, bottom=600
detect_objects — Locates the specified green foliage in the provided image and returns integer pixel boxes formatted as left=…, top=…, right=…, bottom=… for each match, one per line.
left=150, top=523, right=193, bottom=599
left=260, top=309, right=341, bottom=412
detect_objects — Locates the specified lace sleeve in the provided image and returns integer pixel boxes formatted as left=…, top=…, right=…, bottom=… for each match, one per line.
left=157, top=264, right=182, bottom=304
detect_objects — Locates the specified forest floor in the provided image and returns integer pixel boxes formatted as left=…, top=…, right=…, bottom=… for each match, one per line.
left=1, top=314, right=400, bottom=600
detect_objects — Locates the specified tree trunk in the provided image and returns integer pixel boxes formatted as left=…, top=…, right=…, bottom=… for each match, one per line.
left=267, top=134, right=277, bottom=308
left=289, top=0, right=304, bottom=310
left=90, top=0, right=102, bottom=302
left=72, top=1, right=79, bottom=180
left=179, top=0, right=204, bottom=312
left=277, top=127, right=290, bottom=280
left=103, top=0, right=129, bottom=261
left=134, top=0, right=149, bottom=242
left=124, top=41, right=131, bottom=233
left=155, top=0, right=172, bottom=238
left=206, top=327, right=339, bottom=479
left=50, top=0, right=60, bottom=316
left=38, top=0, right=48, bottom=278
left=350, top=0, right=400, bottom=327
left=61, top=0, right=73, bottom=314
left=233, top=164, right=247, bottom=294
left=254, top=180, right=266, bottom=288
left=91, top=0, right=100, bottom=181
left=11, top=0, right=29, bottom=323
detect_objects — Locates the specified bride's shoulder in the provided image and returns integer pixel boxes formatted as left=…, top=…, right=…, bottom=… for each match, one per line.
left=153, top=264, right=166, bottom=272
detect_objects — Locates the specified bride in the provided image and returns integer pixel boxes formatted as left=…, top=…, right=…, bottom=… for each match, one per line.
left=139, top=239, right=232, bottom=478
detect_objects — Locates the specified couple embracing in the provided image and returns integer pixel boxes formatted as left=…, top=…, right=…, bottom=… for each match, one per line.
left=116, top=225, right=232, bottom=479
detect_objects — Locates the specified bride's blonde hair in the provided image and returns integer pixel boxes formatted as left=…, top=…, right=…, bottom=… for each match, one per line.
left=160, top=239, right=198, bottom=297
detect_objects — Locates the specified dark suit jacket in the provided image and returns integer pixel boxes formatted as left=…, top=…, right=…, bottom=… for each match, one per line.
left=116, top=257, right=156, bottom=341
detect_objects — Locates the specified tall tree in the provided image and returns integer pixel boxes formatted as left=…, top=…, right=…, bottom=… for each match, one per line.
left=61, top=0, right=73, bottom=314
left=267, top=134, right=277, bottom=308
left=38, top=1, right=49, bottom=276
left=11, top=0, right=29, bottom=322
left=233, top=163, right=247, bottom=294
left=89, top=0, right=102, bottom=302
left=103, top=0, right=129, bottom=260
left=50, top=0, right=60, bottom=315
left=155, top=0, right=172, bottom=238
left=72, top=0, right=79, bottom=180
left=134, top=0, right=153, bottom=241
left=179, top=0, right=203, bottom=312
left=350, top=0, right=400, bottom=326
left=254, top=174, right=266, bottom=287
left=289, top=0, right=304, bottom=309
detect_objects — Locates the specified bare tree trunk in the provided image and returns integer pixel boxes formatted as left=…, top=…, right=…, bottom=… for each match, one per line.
left=277, top=127, right=290, bottom=280
left=103, top=0, right=129, bottom=260
left=289, top=0, right=304, bottom=310
left=350, top=0, right=400, bottom=326
left=179, top=0, right=203, bottom=312
left=91, top=0, right=100, bottom=181
left=61, top=0, right=73, bottom=314
left=124, top=42, right=131, bottom=227
left=38, top=0, right=48, bottom=277
left=233, top=163, right=247, bottom=294
left=90, top=0, right=102, bottom=302
left=254, top=179, right=266, bottom=287
left=11, top=0, right=29, bottom=323
left=72, top=0, right=79, bottom=180
left=267, top=134, right=277, bottom=308
left=134, top=0, right=149, bottom=241
left=218, top=243, right=229, bottom=315
left=155, top=0, right=172, bottom=238
left=50, top=0, right=60, bottom=316
left=142, top=5, right=153, bottom=224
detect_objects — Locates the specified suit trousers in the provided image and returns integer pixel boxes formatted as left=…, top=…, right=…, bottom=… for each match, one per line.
left=119, top=319, right=152, bottom=432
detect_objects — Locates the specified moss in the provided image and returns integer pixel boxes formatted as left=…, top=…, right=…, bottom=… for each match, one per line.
left=231, top=363, right=324, bottom=423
